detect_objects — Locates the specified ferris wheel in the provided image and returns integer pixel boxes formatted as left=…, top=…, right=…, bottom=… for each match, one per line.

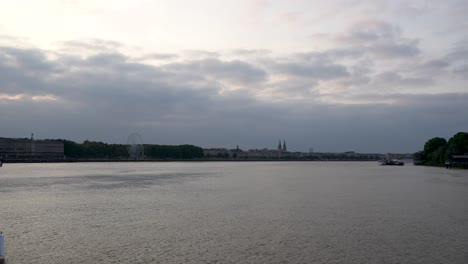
left=127, top=133, right=144, bottom=160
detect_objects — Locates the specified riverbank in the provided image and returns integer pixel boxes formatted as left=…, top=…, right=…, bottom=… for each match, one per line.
left=2, top=158, right=383, bottom=163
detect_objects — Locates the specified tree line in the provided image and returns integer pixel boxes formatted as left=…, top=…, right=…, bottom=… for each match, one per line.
left=413, top=132, right=468, bottom=167
left=57, top=140, right=204, bottom=159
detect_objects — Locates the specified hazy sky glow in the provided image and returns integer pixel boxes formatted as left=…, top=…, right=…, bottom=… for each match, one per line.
left=1, top=0, right=468, bottom=152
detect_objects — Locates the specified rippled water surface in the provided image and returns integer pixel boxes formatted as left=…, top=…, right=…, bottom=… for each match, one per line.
left=0, top=162, right=467, bottom=263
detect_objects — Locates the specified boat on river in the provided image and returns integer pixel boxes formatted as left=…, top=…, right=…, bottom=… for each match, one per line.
left=379, top=158, right=404, bottom=166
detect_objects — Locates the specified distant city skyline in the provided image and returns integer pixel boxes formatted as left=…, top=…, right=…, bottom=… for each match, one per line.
left=1, top=0, right=467, bottom=153
left=0, top=134, right=438, bottom=154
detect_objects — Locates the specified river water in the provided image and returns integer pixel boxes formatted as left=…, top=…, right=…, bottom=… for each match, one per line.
left=0, top=162, right=467, bottom=263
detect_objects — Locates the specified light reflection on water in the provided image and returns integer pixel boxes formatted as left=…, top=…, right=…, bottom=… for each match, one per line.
left=0, top=162, right=467, bottom=263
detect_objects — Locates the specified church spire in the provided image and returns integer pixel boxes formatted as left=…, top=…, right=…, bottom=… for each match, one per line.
left=278, top=139, right=282, bottom=151
left=282, top=140, right=287, bottom=152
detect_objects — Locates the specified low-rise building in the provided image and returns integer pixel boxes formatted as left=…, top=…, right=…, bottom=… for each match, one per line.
left=0, top=137, right=64, bottom=158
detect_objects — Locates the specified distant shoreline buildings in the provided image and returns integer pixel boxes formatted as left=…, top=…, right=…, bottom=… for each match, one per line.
left=0, top=136, right=412, bottom=162
left=202, top=140, right=397, bottom=160
left=204, top=139, right=293, bottom=159
left=0, top=135, right=64, bottom=159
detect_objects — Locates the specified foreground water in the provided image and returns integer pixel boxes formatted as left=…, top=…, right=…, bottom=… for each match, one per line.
left=0, top=162, right=467, bottom=263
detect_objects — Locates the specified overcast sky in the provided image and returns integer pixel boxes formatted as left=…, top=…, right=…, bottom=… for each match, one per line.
left=1, top=0, right=467, bottom=153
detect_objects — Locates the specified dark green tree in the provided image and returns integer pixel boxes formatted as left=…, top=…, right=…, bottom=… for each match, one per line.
left=447, top=132, right=468, bottom=156
left=144, top=144, right=203, bottom=159
left=414, top=132, right=468, bottom=167
left=423, top=137, right=447, bottom=153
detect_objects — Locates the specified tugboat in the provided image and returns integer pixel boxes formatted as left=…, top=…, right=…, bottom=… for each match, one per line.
left=379, top=157, right=404, bottom=166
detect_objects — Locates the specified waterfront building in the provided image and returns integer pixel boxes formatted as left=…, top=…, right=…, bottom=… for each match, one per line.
left=0, top=137, right=64, bottom=158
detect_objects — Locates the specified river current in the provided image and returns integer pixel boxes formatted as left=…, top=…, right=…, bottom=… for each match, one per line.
left=0, top=162, right=467, bottom=263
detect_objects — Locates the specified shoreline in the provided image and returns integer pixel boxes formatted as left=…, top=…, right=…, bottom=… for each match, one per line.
left=2, top=158, right=383, bottom=163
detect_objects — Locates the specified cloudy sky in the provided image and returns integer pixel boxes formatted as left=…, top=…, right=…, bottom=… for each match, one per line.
left=1, top=0, right=467, bottom=153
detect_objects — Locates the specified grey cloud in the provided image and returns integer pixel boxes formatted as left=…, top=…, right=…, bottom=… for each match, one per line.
left=141, top=53, right=179, bottom=60
left=371, top=71, right=433, bottom=88
left=269, top=51, right=351, bottom=81
left=419, top=59, right=450, bottom=72
left=52, top=65, right=216, bottom=118
left=394, top=1, right=435, bottom=17
left=1, top=43, right=467, bottom=153
left=230, top=49, right=272, bottom=57
left=182, top=50, right=220, bottom=59
left=444, top=40, right=468, bottom=62
left=348, top=20, right=400, bottom=42
left=444, top=41, right=468, bottom=78
left=335, top=60, right=374, bottom=88
left=0, top=46, right=217, bottom=121
left=265, top=79, right=319, bottom=97
left=84, top=53, right=128, bottom=66
left=0, top=46, right=57, bottom=74
left=369, top=41, right=420, bottom=57
left=292, top=51, right=334, bottom=62
left=451, top=0, right=468, bottom=23
left=167, top=58, right=268, bottom=85
left=386, top=59, right=450, bottom=84
left=56, top=53, right=191, bottom=86
left=272, top=60, right=349, bottom=80
left=311, top=20, right=420, bottom=60
left=340, top=20, right=420, bottom=58
left=322, top=49, right=365, bottom=59
left=198, top=59, right=267, bottom=84
left=59, top=39, right=123, bottom=53
left=334, top=92, right=468, bottom=108
left=453, top=65, right=468, bottom=79
left=0, top=46, right=60, bottom=95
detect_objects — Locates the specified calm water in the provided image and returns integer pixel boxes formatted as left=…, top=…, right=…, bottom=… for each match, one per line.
left=0, top=162, right=467, bottom=263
